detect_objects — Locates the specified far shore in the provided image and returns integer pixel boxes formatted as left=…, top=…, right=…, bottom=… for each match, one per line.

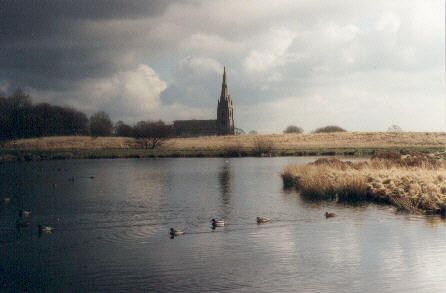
left=1, top=132, right=445, bottom=162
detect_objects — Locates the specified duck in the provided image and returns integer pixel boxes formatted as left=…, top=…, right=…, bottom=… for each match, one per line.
left=256, top=217, right=269, bottom=223
left=3, top=197, right=10, bottom=204
left=38, top=225, right=55, bottom=233
left=325, top=212, right=337, bottom=218
left=19, top=209, right=31, bottom=217
left=211, top=219, right=225, bottom=227
left=170, top=228, right=185, bottom=236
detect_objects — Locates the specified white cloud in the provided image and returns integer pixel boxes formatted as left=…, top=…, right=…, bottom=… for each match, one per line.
left=176, top=56, right=222, bottom=79
left=244, top=27, right=296, bottom=73
left=31, top=64, right=167, bottom=122
left=78, top=64, right=167, bottom=117
left=374, top=12, right=400, bottom=33
left=238, top=79, right=444, bottom=134
left=180, top=33, right=243, bottom=53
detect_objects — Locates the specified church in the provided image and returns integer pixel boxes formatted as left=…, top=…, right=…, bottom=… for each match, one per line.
left=172, top=67, right=235, bottom=137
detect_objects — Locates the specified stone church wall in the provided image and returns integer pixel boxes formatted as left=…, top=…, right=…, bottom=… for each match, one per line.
left=173, top=120, right=217, bottom=137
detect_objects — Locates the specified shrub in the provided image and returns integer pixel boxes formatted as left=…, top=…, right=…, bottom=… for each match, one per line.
left=284, top=125, right=304, bottom=134
left=253, top=137, right=274, bottom=156
left=313, top=125, right=346, bottom=133
left=223, top=140, right=243, bottom=157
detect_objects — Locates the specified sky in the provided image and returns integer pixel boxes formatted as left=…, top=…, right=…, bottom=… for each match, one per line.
left=0, top=0, right=445, bottom=133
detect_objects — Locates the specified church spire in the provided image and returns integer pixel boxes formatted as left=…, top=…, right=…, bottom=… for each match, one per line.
left=217, top=66, right=234, bottom=135
left=220, top=66, right=229, bottom=101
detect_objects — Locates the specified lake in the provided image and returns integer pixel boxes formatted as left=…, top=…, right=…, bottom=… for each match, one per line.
left=1, top=157, right=446, bottom=292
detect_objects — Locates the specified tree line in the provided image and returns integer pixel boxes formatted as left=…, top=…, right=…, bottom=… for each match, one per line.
left=283, top=125, right=346, bottom=134
left=282, top=124, right=402, bottom=134
left=0, top=89, right=170, bottom=148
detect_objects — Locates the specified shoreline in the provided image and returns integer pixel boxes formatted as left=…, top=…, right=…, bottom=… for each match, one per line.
left=1, top=145, right=445, bottom=162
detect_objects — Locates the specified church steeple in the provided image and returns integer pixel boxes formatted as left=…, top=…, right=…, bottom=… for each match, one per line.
left=220, top=66, right=230, bottom=102
left=217, top=66, right=234, bottom=135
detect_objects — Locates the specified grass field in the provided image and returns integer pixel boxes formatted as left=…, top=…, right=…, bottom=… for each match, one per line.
left=5, top=132, right=446, bottom=149
left=1, top=132, right=445, bottom=161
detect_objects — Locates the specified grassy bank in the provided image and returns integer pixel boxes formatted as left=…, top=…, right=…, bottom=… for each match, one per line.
left=281, top=155, right=446, bottom=215
left=1, top=132, right=445, bottom=162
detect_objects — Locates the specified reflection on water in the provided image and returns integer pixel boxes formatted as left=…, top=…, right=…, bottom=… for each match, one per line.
left=1, top=157, right=446, bottom=292
left=218, top=160, right=233, bottom=216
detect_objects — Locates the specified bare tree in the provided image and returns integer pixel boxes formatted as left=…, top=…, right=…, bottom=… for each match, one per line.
left=6, top=88, right=33, bottom=138
left=387, top=124, right=403, bottom=132
left=115, top=121, right=134, bottom=137
left=90, top=111, right=113, bottom=136
left=235, top=128, right=245, bottom=135
left=133, top=120, right=170, bottom=149
left=8, top=88, right=31, bottom=110
left=284, top=125, right=304, bottom=134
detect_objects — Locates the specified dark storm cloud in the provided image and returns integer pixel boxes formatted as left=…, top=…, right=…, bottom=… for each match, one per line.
left=0, top=0, right=173, bottom=90
left=0, top=0, right=172, bottom=37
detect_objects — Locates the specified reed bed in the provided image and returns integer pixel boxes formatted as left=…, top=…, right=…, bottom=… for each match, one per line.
left=281, top=155, right=446, bottom=215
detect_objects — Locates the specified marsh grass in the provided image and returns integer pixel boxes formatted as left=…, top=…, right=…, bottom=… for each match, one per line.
left=253, top=137, right=274, bottom=156
left=223, top=139, right=245, bottom=157
left=282, top=156, right=446, bottom=215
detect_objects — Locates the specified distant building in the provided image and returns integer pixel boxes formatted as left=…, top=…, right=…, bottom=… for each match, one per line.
left=172, top=67, right=235, bottom=137
left=172, top=119, right=217, bottom=137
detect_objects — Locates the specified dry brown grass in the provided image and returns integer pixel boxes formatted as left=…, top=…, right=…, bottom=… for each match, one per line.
left=165, top=132, right=446, bottom=149
left=5, top=136, right=140, bottom=150
left=5, top=131, right=446, bottom=151
left=282, top=156, right=446, bottom=215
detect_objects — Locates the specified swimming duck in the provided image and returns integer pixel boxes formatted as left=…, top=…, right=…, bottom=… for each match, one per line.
left=38, top=225, right=55, bottom=233
left=325, top=212, right=337, bottom=218
left=170, top=228, right=185, bottom=236
left=19, top=209, right=31, bottom=217
left=256, top=217, right=269, bottom=223
left=211, top=219, right=225, bottom=227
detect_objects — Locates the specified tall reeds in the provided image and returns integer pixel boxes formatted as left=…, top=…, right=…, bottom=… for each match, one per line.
left=281, top=155, right=446, bottom=215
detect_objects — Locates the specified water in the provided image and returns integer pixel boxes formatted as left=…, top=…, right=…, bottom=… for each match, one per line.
left=1, top=157, right=446, bottom=292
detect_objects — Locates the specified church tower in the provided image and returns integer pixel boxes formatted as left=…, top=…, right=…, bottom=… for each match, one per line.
left=217, top=67, right=235, bottom=135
